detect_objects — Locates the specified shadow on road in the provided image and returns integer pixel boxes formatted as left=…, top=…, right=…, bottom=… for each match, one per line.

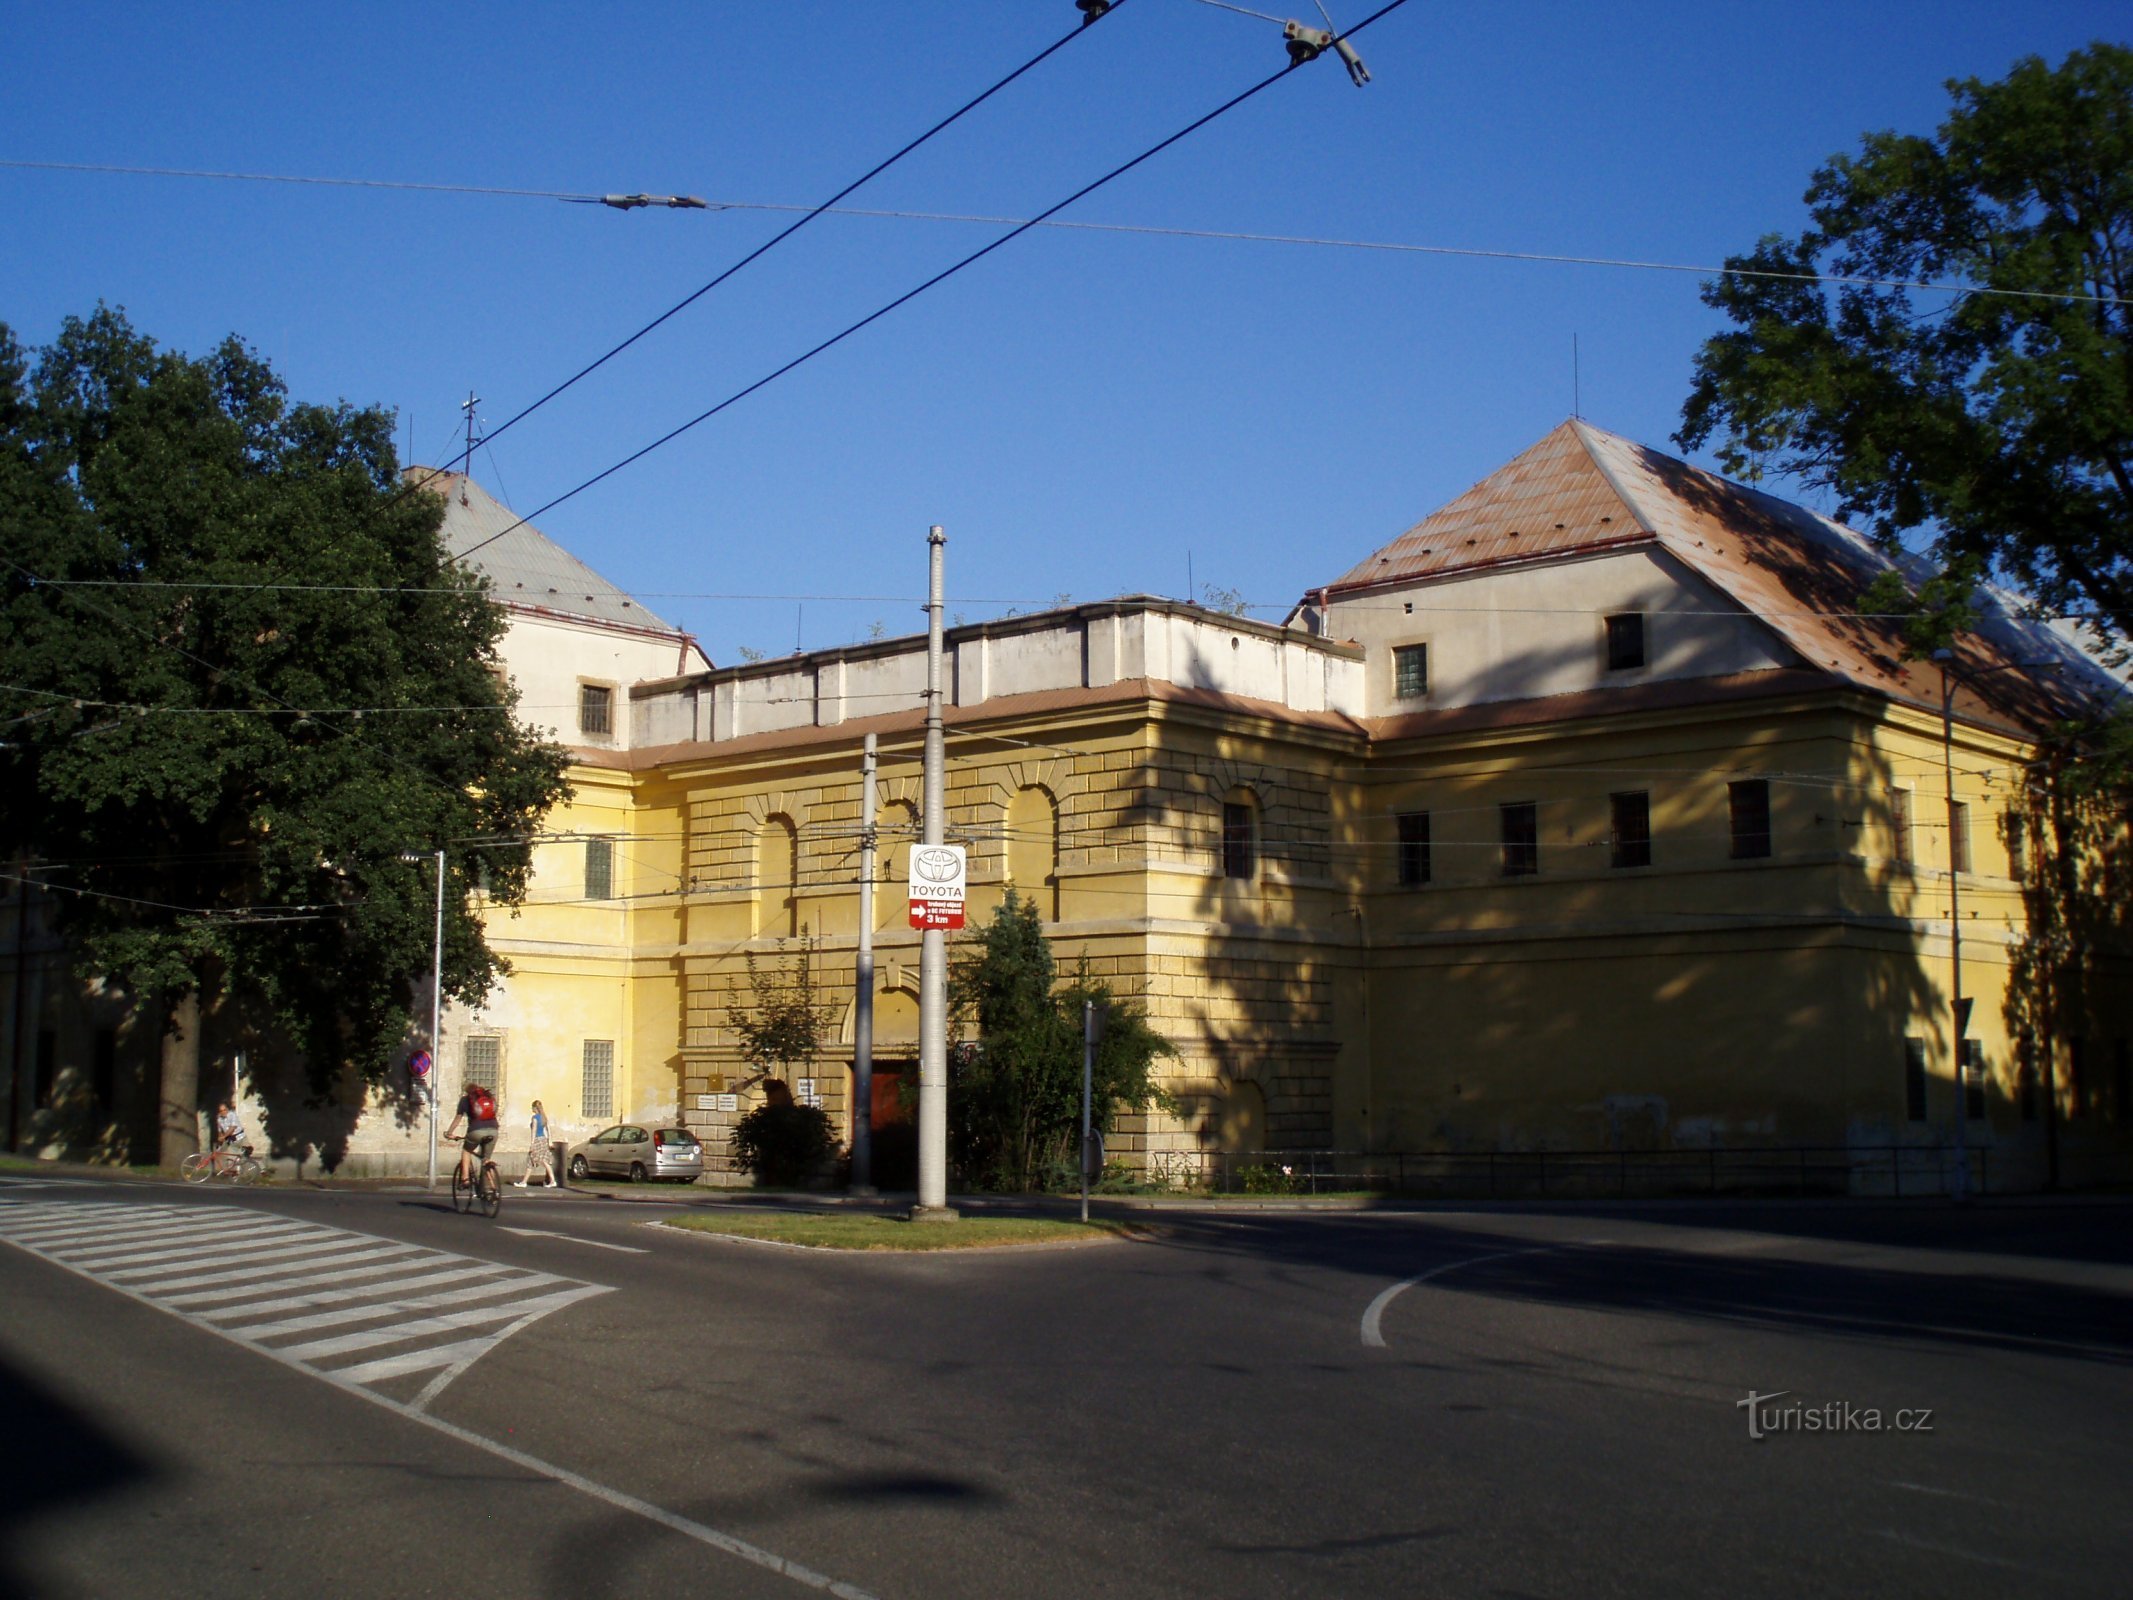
left=0, top=1350, right=159, bottom=1594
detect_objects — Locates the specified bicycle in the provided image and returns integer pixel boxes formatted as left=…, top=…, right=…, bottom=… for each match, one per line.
left=181, top=1144, right=264, bottom=1184
left=452, top=1150, right=504, bottom=1219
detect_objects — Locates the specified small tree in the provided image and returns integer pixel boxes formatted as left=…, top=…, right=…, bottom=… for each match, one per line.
left=726, top=933, right=830, bottom=1090
left=948, top=890, right=1174, bottom=1191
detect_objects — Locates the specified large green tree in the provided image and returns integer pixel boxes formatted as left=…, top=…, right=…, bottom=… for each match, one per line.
left=1677, top=43, right=2133, bottom=658
left=947, top=889, right=1174, bottom=1192
left=0, top=308, right=571, bottom=1164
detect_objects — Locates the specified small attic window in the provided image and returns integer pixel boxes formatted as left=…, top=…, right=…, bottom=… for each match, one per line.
left=1606, top=613, right=1647, bottom=672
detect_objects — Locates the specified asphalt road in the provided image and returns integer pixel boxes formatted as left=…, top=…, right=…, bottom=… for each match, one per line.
left=2, top=1174, right=2128, bottom=1599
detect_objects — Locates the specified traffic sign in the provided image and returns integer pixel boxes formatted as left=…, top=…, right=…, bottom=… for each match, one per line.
left=908, top=843, right=966, bottom=930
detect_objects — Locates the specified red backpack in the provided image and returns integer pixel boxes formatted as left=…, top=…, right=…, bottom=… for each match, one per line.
left=467, top=1084, right=497, bottom=1122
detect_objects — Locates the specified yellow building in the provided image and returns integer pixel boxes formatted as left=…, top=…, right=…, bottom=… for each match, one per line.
left=492, top=420, right=2121, bottom=1195
left=8, top=427, right=2128, bottom=1191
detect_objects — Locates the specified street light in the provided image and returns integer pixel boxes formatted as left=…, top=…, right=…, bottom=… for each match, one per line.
left=401, top=849, right=445, bottom=1192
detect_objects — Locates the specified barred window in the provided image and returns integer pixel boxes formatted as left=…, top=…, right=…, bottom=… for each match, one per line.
left=1500, top=801, right=1538, bottom=877
left=1890, top=789, right=1912, bottom=864
left=1610, top=790, right=1651, bottom=870
left=579, top=683, right=613, bottom=737
left=463, top=1035, right=502, bottom=1099
left=582, top=1039, right=615, bottom=1120
left=1949, top=800, right=1971, bottom=874
left=585, top=837, right=614, bottom=901
left=1396, top=811, right=1431, bottom=887
left=1729, top=780, right=1771, bottom=860
left=1221, top=802, right=1255, bottom=881
left=1392, top=644, right=1428, bottom=700
left=2005, top=809, right=2026, bottom=882
left=1605, top=613, right=1646, bottom=671
left=1962, top=1039, right=1986, bottom=1121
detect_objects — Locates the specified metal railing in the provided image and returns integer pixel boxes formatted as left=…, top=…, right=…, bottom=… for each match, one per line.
left=1146, top=1144, right=2010, bottom=1199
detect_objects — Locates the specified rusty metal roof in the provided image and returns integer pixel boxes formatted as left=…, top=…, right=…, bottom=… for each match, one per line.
left=1324, top=421, right=1653, bottom=591
left=1322, top=421, right=2121, bottom=732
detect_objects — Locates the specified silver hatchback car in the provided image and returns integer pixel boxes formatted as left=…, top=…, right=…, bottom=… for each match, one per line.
left=566, top=1124, right=704, bottom=1184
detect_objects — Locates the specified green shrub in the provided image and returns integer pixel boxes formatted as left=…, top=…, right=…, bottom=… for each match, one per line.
left=730, top=1102, right=835, bottom=1188
left=1237, top=1163, right=1307, bottom=1196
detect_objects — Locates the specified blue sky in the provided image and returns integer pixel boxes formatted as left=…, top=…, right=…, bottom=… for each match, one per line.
left=5, top=2, right=2124, bottom=664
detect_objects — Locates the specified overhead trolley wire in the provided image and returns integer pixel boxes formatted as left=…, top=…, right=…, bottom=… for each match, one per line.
left=453, top=0, right=1416, bottom=565
left=445, top=6, right=1122, bottom=470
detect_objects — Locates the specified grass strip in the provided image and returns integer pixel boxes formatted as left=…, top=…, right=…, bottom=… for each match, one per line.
left=663, top=1212, right=1137, bottom=1251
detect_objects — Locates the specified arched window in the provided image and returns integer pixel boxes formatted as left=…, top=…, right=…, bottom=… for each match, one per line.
left=755, top=815, right=797, bottom=938
left=877, top=801, right=918, bottom=929
left=1005, top=786, right=1059, bottom=920
left=1220, top=787, right=1258, bottom=881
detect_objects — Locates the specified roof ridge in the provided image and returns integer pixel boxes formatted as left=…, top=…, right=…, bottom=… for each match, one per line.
left=1568, top=417, right=1658, bottom=535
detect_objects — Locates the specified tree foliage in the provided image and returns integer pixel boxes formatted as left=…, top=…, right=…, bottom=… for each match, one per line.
left=725, top=933, right=832, bottom=1086
left=1677, top=44, right=2133, bottom=659
left=947, top=889, right=1175, bottom=1191
left=0, top=308, right=571, bottom=1156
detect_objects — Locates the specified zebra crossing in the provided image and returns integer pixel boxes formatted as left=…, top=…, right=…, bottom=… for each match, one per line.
left=0, top=1189, right=612, bottom=1410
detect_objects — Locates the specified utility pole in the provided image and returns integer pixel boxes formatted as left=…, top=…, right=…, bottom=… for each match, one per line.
left=914, top=526, right=956, bottom=1221
left=1081, top=1001, right=1106, bottom=1224
left=402, top=849, right=445, bottom=1191
left=459, top=392, right=480, bottom=502
left=851, top=732, right=878, bottom=1194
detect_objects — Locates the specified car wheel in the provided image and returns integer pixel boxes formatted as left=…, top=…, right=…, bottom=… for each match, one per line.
left=568, top=1154, right=589, bottom=1180
left=629, top=1162, right=647, bottom=1183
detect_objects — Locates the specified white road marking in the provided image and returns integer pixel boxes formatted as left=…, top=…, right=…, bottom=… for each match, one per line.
left=1361, top=1245, right=1560, bottom=1348
left=1, top=1193, right=886, bottom=1595
left=498, top=1225, right=648, bottom=1254
left=0, top=1196, right=607, bottom=1408
left=1875, top=1530, right=2054, bottom=1574
left=195, top=1262, right=517, bottom=1321
left=123, top=1241, right=430, bottom=1290
left=1887, top=1481, right=2017, bottom=1509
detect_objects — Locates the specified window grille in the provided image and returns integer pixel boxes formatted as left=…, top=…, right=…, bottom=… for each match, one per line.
left=585, top=837, right=614, bottom=901
left=1221, top=803, right=1255, bottom=880
left=1396, top=811, right=1431, bottom=887
left=1500, top=801, right=1538, bottom=877
left=1962, top=1039, right=1986, bottom=1121
left=1610, top=791, right=1651, bottom=869
left=579, top=683, right=613, bottom=736
left=1392, top=644, right=1428, bottom=700
left=1729, top=780, right=1772, bottom=859
left=1890, top=789, right=1912, bottom=864
left=1605, top=613, right=1646, bottom=671
left=1948, top=800, right=1971, bottom=873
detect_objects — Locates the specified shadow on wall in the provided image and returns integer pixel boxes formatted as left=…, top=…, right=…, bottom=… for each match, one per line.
left=1147, top=623, right=1955, bottom=1164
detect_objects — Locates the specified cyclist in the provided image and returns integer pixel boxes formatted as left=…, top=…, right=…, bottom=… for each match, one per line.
left=442, top=1080, right=500, bottom=1189
left=213, top=1102, right=245, bottom=1152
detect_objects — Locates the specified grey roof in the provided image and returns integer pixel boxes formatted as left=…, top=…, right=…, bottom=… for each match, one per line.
left=406, top=468, right=679, bottom=633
